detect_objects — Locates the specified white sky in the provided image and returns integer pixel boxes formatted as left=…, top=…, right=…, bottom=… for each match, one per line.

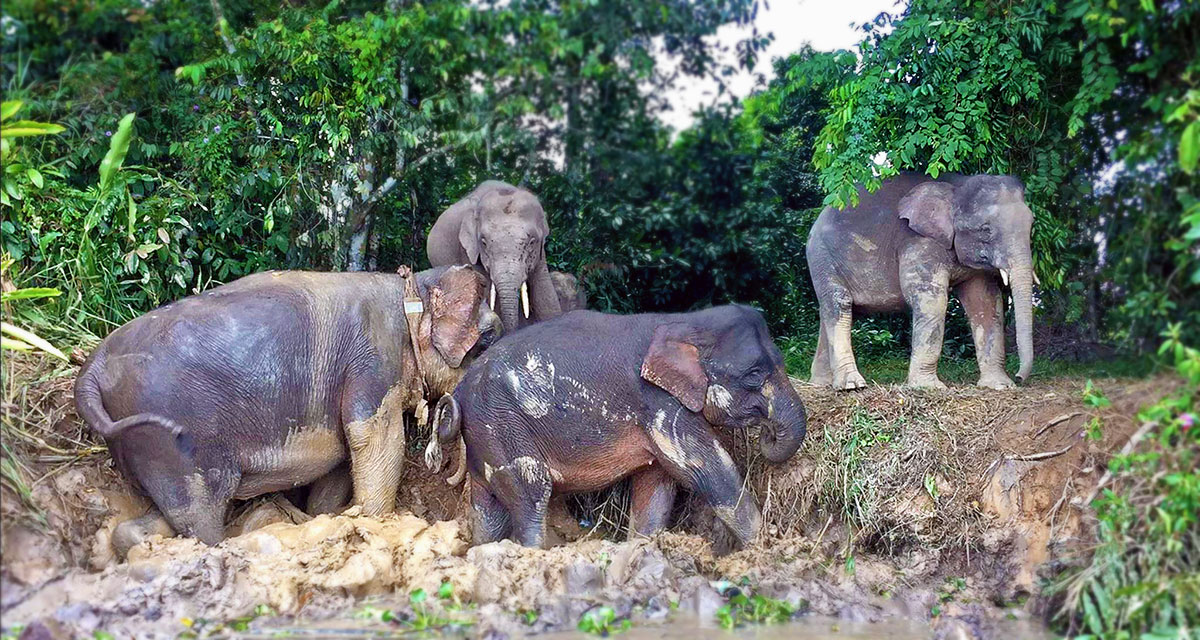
left=660, top=0, right=903, bottom=132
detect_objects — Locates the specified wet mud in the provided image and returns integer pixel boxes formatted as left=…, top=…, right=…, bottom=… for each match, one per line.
left=0, top=374, right=1173, bottom=639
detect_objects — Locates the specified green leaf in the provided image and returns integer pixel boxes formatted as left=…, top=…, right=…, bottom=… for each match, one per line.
left=26, top=167, right=42, bottom=189
left=99, top=113, right=137, bottom=193
left=1179, top=121, right=1199, bottom=173
left=127, top=190, right=137, bottom=240
left=0, top=101, right=22, bottom=121
left=1, top=337, right=33, bottom=351
left=1, top=287, right=62, bottom=302
left=0, top=322, right=68, bottom=361
left=1, top=121, right=66, bottom=138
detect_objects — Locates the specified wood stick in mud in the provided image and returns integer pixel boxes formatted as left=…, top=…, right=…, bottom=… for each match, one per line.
left=1005, top=443, right=1075, bottom=462
left=1035, top=412, right=1082, bottom=439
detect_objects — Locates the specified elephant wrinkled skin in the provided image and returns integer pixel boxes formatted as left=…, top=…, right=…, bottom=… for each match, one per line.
left=427, top=180, right=562, bottom=332
left=74, top=267, right=500, bottom=545
left=806, top=172, right=1036, bottom=390
left=434, top=305, right=808, bottom=549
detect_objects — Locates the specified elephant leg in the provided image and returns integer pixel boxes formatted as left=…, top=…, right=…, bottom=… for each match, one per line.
left=469, top=477, right=511, bottom=545
left=627, top=463, right=677, bottom=540
left=900, top=266, right=950, bottom=389
left=810, top=321, right=833, bottom=386
left=488, top=457, right=553, bottom=548
left=821, top=289, right=866, bottom=391
left=648, top=412, right=760, bottom=548
left=956, top=275, right=1014, bottom=389
left=306, top=464, right=353, bottom=516
left=341, top=377, right=404, bottom=516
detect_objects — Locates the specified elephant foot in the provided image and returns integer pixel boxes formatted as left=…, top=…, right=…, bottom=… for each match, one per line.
left=833, top=369, right=867, bottom=391
left=810, top=371, right=833, bottom=387
left=977, top=372, right=1015, bottom=390
left=906, top=375, right=947, bottom=390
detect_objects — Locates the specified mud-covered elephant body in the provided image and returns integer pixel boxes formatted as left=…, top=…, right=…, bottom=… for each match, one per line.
left=427, top=180, right=562, bottom=331
left=75, top=267, right=500, bottom=544
left=806, top=172, right=1035, bottom=390
left=435, top=305, right=808, bottom=549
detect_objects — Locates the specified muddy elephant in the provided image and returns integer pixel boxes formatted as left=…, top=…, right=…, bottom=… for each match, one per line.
left=74, top=266, right=500, bottom=545
left=433, top=305, right=808, bottom=549
left=806, top=172, right=1035, bottom=390
left=427, top=181, right=562, bottom=332
left=549, top=271, right=588, bottom=312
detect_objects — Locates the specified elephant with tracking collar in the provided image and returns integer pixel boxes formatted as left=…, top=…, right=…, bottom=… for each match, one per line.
left=433, top=305, right=808, bottom=549
left=427, top=180, right=563, bottom=332
left=806, top=172, right=1036, bottom=390
left=74, top=266, right=500, bottom=546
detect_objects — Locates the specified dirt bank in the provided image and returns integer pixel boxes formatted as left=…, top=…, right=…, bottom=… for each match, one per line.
left=0, top=353, right=1173, bottom=638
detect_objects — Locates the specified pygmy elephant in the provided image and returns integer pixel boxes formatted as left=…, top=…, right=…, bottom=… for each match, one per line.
left=806, top=172, right=1036, bottom=390
left=75, top=266, right=500, bottom=545
left=433, top=305, right=808, bottom=549
left=550, top=270, right=588, bottom=312
left=427, top=181, right=562, bottom=332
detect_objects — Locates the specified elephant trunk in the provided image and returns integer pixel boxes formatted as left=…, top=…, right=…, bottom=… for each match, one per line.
left=1009, top=254, right=1035, bottom=383
left=497, top=285, right=522, bottom=335
left=758, top=371, right=808, bottom=463
left=489, top=262, right=527, bottom=333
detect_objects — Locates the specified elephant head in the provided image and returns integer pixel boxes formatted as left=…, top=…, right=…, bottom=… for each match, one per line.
left=898, top=176, right=1036, bottom=382
left=640, top=305, right=808, bottom=463
left=458, top=182, right=561, bottom=331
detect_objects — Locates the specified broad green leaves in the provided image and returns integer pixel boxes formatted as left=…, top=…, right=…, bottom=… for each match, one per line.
left=98, top=113, right=136, bottom=193
left=1180, top=121, right=1199, bottom=174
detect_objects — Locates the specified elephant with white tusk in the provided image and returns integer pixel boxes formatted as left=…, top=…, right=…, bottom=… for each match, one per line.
left=806, top=172, right=1037, bottom=390
left=427, top=181, right=563, bottom=333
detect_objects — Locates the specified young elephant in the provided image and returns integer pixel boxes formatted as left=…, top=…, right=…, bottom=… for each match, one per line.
left=549, top=270, right=588, bottom=312
left=434, top=305, right=808, bottom=549
left=74, top=266, right=500, bottom=545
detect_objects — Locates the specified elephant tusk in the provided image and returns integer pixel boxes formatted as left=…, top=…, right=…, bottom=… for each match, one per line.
left=521, top=282, right=530, bottom=319
left=489, top=283, right=497, bottom=310
left=1000, top=269, right=1010, bottom=288
left=1032, top=270, right=1041, bottom=286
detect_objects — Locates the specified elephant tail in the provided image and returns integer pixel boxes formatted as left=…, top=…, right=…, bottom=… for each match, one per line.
left=424, top=394, right=467, bottom=486
left=75, top=351, right=183, bottom=440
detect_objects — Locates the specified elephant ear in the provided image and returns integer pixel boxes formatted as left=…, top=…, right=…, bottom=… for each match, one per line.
left=641, top=323, right=710, bottom=413
left=898, top=181, right=957, bottom=250
left=458, top=200, right=482, bottom=264
left=430, top=266, right=484, bottom=368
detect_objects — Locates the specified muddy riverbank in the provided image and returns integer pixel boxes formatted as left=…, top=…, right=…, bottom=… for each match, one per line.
left=0, top=355, right=1173, bottom=638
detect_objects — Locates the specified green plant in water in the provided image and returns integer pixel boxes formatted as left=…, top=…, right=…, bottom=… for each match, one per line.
left=578, top=606, right=631, bottom=635
left=714, top=589, right=796, bottom=630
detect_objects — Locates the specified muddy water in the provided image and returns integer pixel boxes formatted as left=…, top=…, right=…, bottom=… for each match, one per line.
left=168, top=616, right=1054, bottom=638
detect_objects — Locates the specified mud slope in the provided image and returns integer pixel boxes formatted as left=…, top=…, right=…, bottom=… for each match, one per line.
left=0, top=365, right=1172, bottom=639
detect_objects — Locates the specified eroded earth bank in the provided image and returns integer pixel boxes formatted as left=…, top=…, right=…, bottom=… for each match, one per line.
left=0, top=360, right=1173, bottom=639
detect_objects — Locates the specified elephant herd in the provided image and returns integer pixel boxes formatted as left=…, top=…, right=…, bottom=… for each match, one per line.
left=75, top=174, right=1037, bottom=552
